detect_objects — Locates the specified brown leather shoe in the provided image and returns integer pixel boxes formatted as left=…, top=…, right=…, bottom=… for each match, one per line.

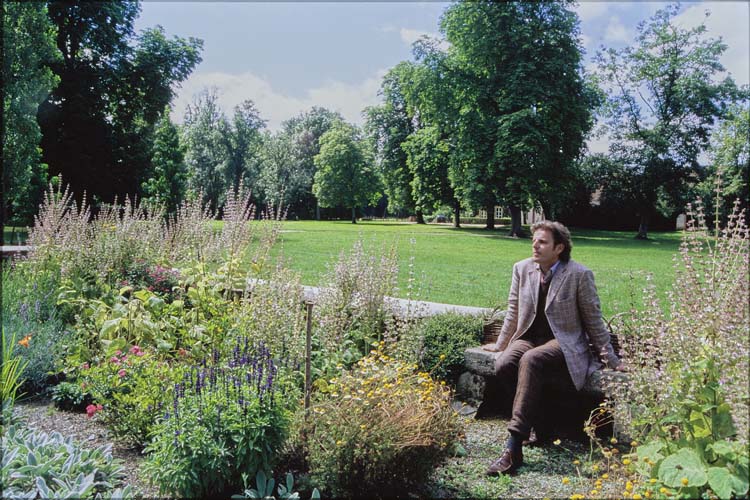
left=486, top=447, right=523, bottom=475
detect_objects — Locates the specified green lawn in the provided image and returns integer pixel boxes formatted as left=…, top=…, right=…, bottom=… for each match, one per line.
left=3, top=226, right=29, bottom=245
left=273, top=221, right=682, bottom=318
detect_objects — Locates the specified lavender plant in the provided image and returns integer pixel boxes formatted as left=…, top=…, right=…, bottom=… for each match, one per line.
left=144, top=342, right=291, bottom=497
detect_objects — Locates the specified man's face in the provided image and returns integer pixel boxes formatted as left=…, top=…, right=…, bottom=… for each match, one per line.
left=531, top=229, right=564, bottom=269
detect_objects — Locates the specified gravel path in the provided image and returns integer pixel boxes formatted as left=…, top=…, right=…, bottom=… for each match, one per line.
left=12, top=397, right=159, bottom=497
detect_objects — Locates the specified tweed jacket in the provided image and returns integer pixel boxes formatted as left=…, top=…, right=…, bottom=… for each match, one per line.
left=494, top=258, right=620, bottom=390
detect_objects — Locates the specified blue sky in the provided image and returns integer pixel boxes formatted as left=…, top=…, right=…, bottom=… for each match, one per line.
left=134, top=1, right=749, bottom=139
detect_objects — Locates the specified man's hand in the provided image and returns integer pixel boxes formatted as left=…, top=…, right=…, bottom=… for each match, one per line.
left=482, top=343, right=501, bottom=353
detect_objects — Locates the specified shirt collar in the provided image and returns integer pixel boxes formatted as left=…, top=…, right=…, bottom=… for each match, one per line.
left=536, top=260, right=561, bottom=276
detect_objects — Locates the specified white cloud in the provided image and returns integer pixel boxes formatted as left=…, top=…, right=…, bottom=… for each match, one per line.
left=398, top=27, right=450, bottom=51
left=603, top=17, right=633, bottom=43
left=675, top=2, right=750, bottom=86
left=170, top=70, right=386, bottom=131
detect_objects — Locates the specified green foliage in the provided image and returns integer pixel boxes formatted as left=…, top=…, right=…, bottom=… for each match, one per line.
left=629, top=358, right=749, bottom=499
left=50, top=381, right=92, bottom=412
left=233, top=471, right=320, bottom=500
left=313, top=121, right=382, bottom=222
left=1, top=423, right=134, bottom=499
left=2, top=262, right=65, bottom=393
left=144, top=345, right=291, bottom=497
left=142, top=107, right=188, bottom=214
left=417, top=313, right=484, bottom=385
left=39, top=3, right=202, bottom=204
left=2, top=1, right=60, bottom=224
left=306, top=347, right=460, bottom=498
left=80, top=345, right=184, bottom=446
left=1, top=329, right=28, bottom=422
left=593, top=3, right=744, bottom=238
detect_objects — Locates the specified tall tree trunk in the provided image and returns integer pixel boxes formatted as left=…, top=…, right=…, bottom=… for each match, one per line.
left=416, top=209, right=426, bottom=224
left=636, top=213, right=649, bottom=239
left=485, top=201, right=495, bottom=230
left=351, top=207, right=357, bottom=224
left=508, top=205, right=524, bottom=237
left=315, top=200, right=320, bottom=221
left=540, top=200, right=552, bottom=221
left=453, top=198, right=461, bottom=228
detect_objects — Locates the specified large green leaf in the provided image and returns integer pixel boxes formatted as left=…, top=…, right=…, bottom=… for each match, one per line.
left=658, top=448, right=707, bottom=488
left=707, top=467, right=735, bottom=499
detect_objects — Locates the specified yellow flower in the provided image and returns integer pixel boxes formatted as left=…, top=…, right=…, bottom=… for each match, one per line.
left=623, top=458, right=632, bottom=465
left=633, top=494, right=643, bottom=500
left=680, top=478, right=689, bottom=486
left=573, top=459, right=580, bottom=465
left=631, top=441, right=639, bottom=447
left=626, top=481, right=633, bottom=491
left=562, top=477, right=570, bottom=485
left=336, top=440, right=343, bottom=446
left=554, top=439, right=562, bottom=445
left=439, top=354, right=446, bottom=360
left=644, top=490, right=651, bottom=498
left=602, top=473, right=609, bottom=479
left=659, top=487, right=668, bottom=494
left=360, top=424, right=366, bottom=429
left=591, top=490, right=599, bottom=495
left=610, top=437, right=618, bottom=444
left=649, top=479, right=657, bottom=484
left=592, top=464, right=600, bottom=472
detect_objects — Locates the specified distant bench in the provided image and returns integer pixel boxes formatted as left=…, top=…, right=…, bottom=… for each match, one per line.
left=1, top=246, right=33, bottom=260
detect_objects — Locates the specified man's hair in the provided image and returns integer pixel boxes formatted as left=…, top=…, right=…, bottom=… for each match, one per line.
left=531, top=220, right=572, bottom=262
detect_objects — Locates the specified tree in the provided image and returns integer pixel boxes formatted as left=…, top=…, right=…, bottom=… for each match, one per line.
left=257, top=130, right=303, bottom=212
left=2, top=1, right=60, bottom=226
left=364, top=62, right=418, bottom=220
left=313, top=122, right=381, bottom=223
left=37, top=2, right=202, bottom=206
left=280, top=107, right=344, bottom=219
left=183, top=88, right=227, bottom=213
left=440, top=0, right=594, bottom=235
left=142, top=107, right=187, bottom=215
left=221, top=100, right=265, bottom=197
left=698, top=105, right=750, bottom=219
left=593, top=3, right=742, bottom=239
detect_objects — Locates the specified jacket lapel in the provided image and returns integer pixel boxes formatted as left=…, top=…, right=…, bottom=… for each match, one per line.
left=528, top=264, right=538, bottom=310
left=545, top=260, right=568, bottom=308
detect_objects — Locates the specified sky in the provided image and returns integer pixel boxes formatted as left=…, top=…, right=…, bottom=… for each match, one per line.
left=134, top=1, right=750, bottom=144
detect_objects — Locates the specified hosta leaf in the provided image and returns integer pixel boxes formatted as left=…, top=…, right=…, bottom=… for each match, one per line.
left=658, top=448, right=707, bottom=488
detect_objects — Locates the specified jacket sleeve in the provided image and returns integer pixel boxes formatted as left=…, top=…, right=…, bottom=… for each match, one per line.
left=577, top=269, right=620, bottom=369
left=495, top=262, right=520, bottom=351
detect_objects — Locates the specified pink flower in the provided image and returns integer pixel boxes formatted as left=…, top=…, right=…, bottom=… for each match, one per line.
left=136, top=351, right=145, bottom=357
left=118, top=369, right=127, bottom=378
left=129, top=345, right=141, bottom=354
left=115, top=350, right=122, bottom=356
left=110, top=356, right=120, bottom=364
left=82, top=363, right=89, bottom=370
left=86, top=404, right=103, bottom=418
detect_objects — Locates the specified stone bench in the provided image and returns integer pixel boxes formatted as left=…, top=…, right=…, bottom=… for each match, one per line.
left=456, top=346, right=627, bottom=407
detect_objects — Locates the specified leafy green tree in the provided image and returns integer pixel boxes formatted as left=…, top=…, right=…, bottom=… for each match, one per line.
left=2, top=1, right=60, bottom=226
left=141, top=107, right=187, bottom=215
left=221, top=100, right=266, bottom=197
left=440, top=0, right=594, bottom=234
left=37, top=2, right=202, bottom=205
left=698, top=105, right=750, bottom=218
left=183, top=88, right=227, bottom=212
left=313, top=123, right=381, bottom=223
left=593, top=3, right=743, bottom=239
left=364, top=62, right=418, bottom=220
left=257, top=130, right=304, bottom=212
left=280, top=107, right=344, bottom=219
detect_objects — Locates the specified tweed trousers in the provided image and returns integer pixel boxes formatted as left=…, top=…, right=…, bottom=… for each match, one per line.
left=493, top=337, right=575, bottom=439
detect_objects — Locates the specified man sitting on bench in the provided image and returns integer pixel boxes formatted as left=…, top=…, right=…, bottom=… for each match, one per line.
left=483, top=220, right=624, bottom=475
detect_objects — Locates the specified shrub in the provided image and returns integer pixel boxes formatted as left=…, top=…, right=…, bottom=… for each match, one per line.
left=117, top=259, right=182, bottom=301
left=415, top=312, right=484, bottom=385
left=1, top=262, right=65, bottom=393
left=144, top=343, right=291, bottom=497
left=306, top=345, right=460, bottom=498
left=1, top=423, right=134, bottom=499
left=50, top=381, right=92, bottom=412
left=80, top=345, right=184, bottom=446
